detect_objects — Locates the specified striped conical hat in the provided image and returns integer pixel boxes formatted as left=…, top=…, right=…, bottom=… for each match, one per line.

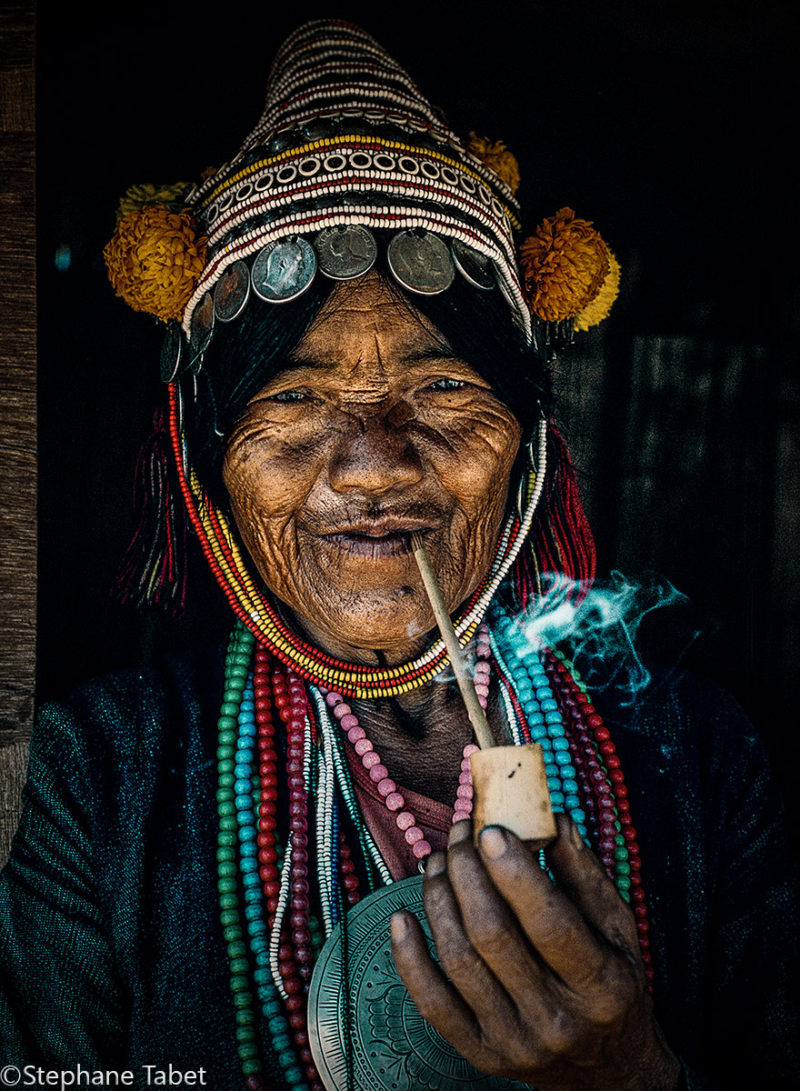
left=182, top=18, right=530, bottom=344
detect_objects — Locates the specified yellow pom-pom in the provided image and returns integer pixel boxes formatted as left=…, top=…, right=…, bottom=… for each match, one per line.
left=114, top=182, right=194, bottom=226
left=574, top=249, right=621, bottom=331
left=103, top=205, right=207, bottom=323
left=466, top=132, right=521, bottom=195
left=519, top=208, right=610, bottom=323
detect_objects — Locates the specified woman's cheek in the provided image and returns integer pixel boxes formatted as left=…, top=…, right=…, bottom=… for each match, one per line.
left=434, top=435, right=516, bottom=510
left=225, top=430, right=314, bottom=519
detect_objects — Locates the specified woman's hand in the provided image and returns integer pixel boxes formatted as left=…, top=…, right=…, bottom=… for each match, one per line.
left=390, top=813, right=680, bottom=1091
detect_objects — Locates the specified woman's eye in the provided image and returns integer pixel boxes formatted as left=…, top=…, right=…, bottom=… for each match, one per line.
left=269, top=389, right=307, bottom=403
left=427, top=377, right=467, bottom=392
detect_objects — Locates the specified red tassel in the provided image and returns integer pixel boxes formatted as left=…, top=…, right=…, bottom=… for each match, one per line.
left=517, top=424, right=596, bottom=603
left=112, top=404, right=188, bottom=614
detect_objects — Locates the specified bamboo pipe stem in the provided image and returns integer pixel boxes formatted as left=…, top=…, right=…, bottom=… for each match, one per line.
left=410, top=533, right=556, bottom=847
left=410, top=533, right=494, bottom=750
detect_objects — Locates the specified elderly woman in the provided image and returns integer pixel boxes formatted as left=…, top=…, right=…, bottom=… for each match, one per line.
left=1, top=18, right=798, bottom=1091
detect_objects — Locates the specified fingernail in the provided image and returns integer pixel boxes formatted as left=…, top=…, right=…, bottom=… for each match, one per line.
left=390, top=912, right=409, bottom=941
left=425, top=850, right=446, bottom=876
left=448, top=820, right=471, bottom=847
left=479, top=825, right=508, bottom=859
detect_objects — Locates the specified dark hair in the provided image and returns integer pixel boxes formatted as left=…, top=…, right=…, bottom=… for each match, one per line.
left=190, top=244, right=548, bottom=508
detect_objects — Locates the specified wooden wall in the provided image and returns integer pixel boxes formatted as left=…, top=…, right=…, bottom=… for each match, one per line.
left=0, top=1, right=36, bottom=863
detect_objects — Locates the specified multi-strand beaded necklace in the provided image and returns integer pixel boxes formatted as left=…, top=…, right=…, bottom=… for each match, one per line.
left=214, top=606, right=653, bottom=1090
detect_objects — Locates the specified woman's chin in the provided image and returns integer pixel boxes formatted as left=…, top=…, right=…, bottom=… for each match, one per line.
left=291, top=592, right=439, bottom=665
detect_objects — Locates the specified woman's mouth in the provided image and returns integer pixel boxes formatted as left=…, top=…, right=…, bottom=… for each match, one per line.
left=317, top=518, right=434, bottom=559
left=322, top=530, right=414, bottom=558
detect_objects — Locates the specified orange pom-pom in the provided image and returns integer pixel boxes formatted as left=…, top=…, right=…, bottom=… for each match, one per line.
left=519, top=208, right=610, bottom=323
left=466, top=132, right=521, bottom=195
left=103, top=205, right=207, bottom=323
left=574, top=249, right=621, bottom=331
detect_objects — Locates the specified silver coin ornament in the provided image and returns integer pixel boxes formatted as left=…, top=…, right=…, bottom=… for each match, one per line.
left=450, top=239, right=496, bottom=291
left=387, top=230, right=455, bottom=295
left=308, top=876, right=531, bottom=1091
left=316, top=225, right=378, bottom=280
left=189, top=292, right=215, bottom=371
left=213, top=260, right=251, bottom=322
left=159, top=323, right=184, bottom=383
left=251, top=237, right=317, bottom=302
left=494, top=267, right=521, bottom=316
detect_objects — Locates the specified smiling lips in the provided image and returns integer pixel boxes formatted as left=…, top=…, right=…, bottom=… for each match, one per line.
left=318, top=518, right=432, bottom=559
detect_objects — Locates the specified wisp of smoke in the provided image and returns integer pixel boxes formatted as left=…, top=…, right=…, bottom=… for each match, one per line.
left=513, top=571, right=696, bottom=706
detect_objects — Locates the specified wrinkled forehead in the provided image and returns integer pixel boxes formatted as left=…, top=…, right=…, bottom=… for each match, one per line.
left=284, top=272, right=462, bottom=373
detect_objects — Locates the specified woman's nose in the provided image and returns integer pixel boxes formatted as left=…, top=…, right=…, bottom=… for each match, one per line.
left=328, top=407, right=424, bottom=495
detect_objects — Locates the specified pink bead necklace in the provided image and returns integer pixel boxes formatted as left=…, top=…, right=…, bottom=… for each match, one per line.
left=323, top=623, right=493, bottom=860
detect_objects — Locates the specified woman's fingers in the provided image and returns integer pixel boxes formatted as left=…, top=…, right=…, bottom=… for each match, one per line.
left=472, top=820, right=632, bottom=999
left=545, top=812, right=641, bottom=956
left=391, top=843, right=535, bottom=1075
left=421, top=847, right=521, bottom=1034
left=389, top=903, right=486, bottom=1060
left=440, top=822, right=553, bottom=1015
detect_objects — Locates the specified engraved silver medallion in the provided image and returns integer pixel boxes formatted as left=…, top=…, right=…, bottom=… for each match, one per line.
left=387, top=230, right=455, bottom=295
left=213, top=260, right=251, bottom=322
left=308, top=876, right=530, bottom=1091
left=315, top=225, right=378, bottom=280
left=159, top=322, right=184, bottom=383
left=451, top=239, right=496, bottom=291
left=251, top=237, right=317, bottom=302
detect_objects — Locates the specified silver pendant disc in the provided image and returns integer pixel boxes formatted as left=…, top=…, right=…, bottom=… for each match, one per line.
left=188, top=292, right=215, bottom=370
left=316, top=225, right=378, bottom=280
left=451, top=239, right=496, bottom=291
left=213, top=260, right=251, bottom=322
left=159, top=322, right=183, bottom=383
left=308, top=876, right=530, bottom=1091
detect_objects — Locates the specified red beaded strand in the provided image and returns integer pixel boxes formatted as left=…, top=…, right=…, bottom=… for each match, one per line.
left=252, top=654, right=323, bottom=1089
left=254, top=649, right=281, bottom=925
left=547, top=674, right=603, bottom=854
left=271, top=667, right=312, bottom=996
left=339, top=830, right=361, bottom=909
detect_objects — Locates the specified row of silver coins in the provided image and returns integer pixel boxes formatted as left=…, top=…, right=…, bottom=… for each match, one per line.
left=163, top=228, right=499, bottom=381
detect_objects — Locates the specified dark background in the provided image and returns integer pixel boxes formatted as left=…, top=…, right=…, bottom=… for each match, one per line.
left=36, top=1, right=799, bottom=837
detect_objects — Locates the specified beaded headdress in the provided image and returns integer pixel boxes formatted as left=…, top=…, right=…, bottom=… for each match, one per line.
left=105, top=19, right=619, bottom=353
left=106, top=18, right=611, bottom=683
left=181, top=19, right=529, bottom=347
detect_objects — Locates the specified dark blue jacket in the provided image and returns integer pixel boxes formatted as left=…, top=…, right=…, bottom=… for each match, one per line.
left=1, top=643, right=798, bottom=1089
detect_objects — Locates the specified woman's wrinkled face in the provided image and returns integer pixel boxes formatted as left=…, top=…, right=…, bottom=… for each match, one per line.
left=223, top=273, right=521, bottom=663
